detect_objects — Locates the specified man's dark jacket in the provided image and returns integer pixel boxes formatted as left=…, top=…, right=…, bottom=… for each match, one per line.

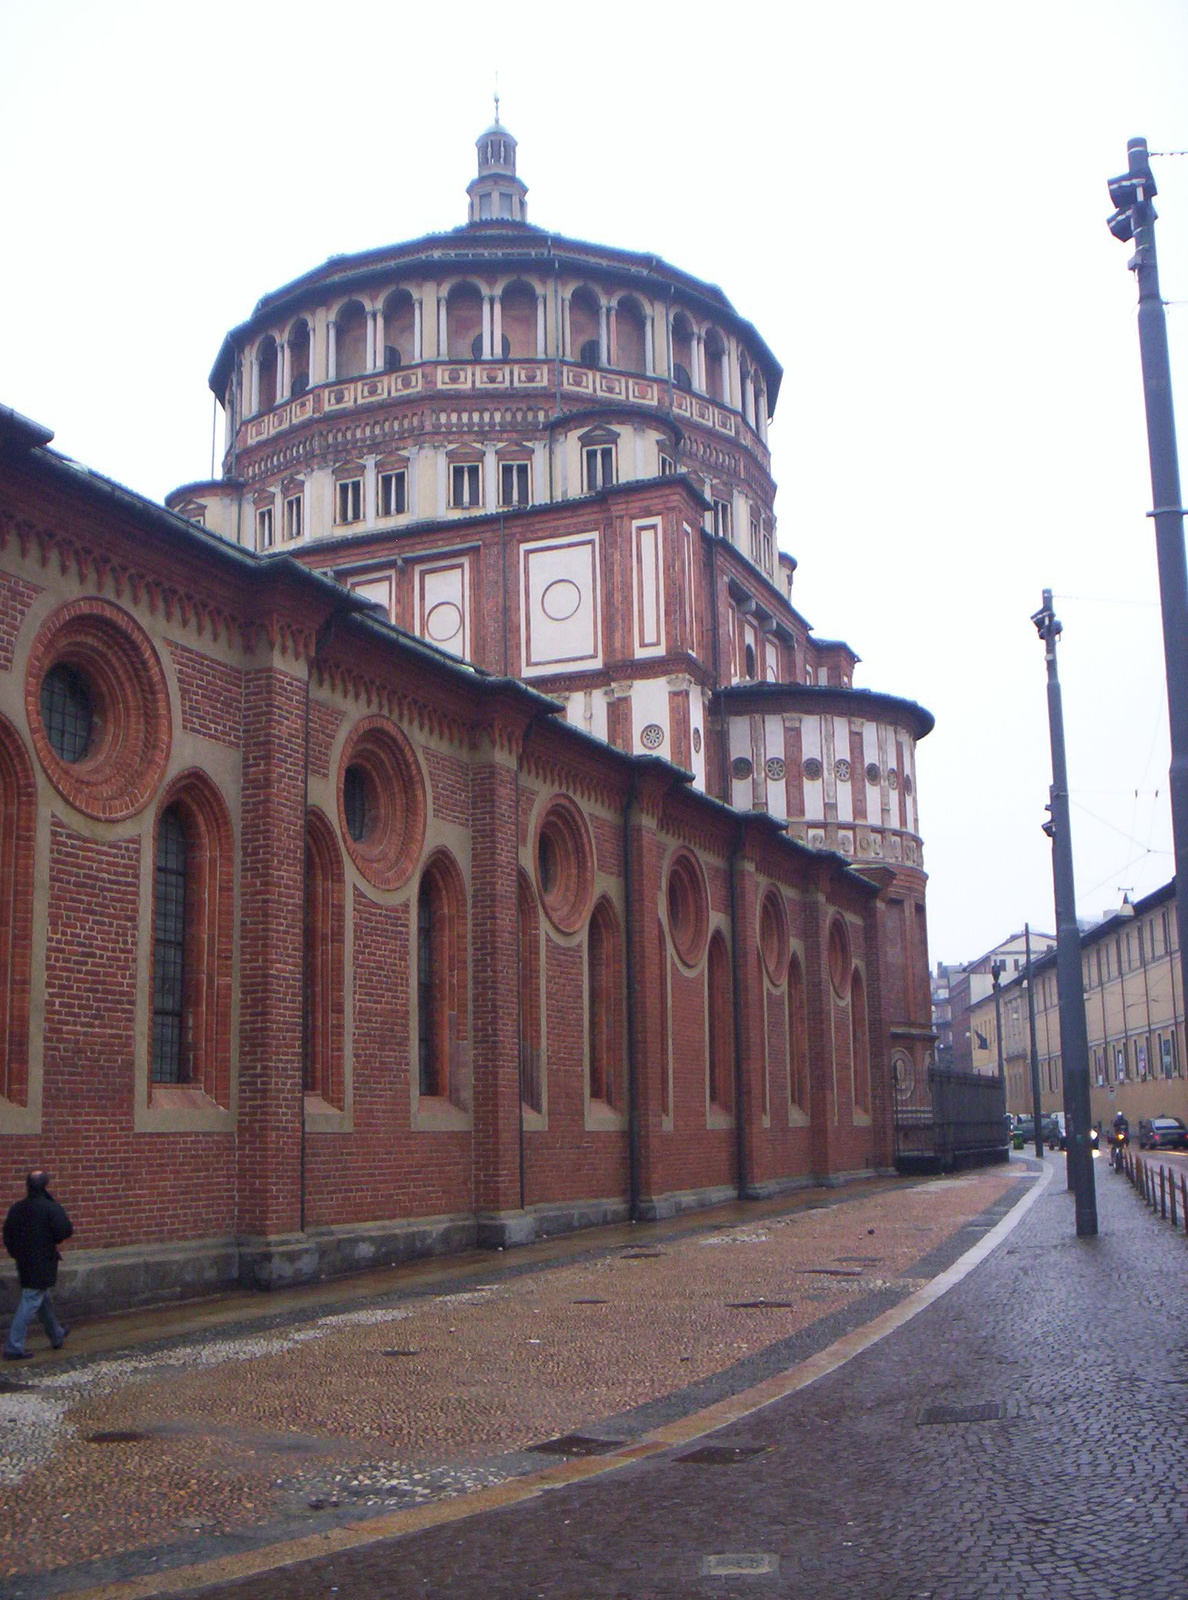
left=3, top=1189, right=73, bottom=1290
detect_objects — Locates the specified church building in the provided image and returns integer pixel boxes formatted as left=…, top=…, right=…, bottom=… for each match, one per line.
left=0, top=119, right=934, bottom=1313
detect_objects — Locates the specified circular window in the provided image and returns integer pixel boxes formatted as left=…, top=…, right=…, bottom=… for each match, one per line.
left=337, top=716, right=426, bottom=890
left=692, top=728, right=702, bottom=754
left=640, top=724, right=664, bottom=751
left=758, top=890, right=788, bottom=986
left=40, top=663, right=94, bottom=763
left=666, top=849, right=709, bottom=968
left=766, top=756, right=786, bottom=782
left=835, top=758, right=851, bottom=782
left=26, top=599, right=171, bottom=821
left=888, top=768, right=900, bottom=790
left=865, top=762, right=881, bottom=785
left=803, top=757, right=823, bottom=782
left=904, top=773, right=914, bottom=796
left=731, top=756, right=753, bottom=780
left=827, top=916, right=852, bottom=998
left=534, top=796, right=594, bottom=934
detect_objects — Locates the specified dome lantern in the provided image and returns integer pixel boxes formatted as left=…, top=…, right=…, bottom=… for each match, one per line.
left=466, top=104, right=528, bottom=225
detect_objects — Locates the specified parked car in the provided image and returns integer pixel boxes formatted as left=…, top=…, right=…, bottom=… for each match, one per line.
left=1045, top=1112, right=1100, bottom=1152
left=1137, top=1116, right=1188, bottom=1151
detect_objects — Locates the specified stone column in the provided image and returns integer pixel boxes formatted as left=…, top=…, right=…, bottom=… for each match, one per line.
left=536, top=292, right=546, bottom=358
left=438, top=296, right=448, bottom=359
left=562, top=294, right=572, bottom=360
left=413, top=296, right=423, bottom=363
left=598, top=303, right=609, bottom=367
left=492, top=295, right=503, bottom=361
left=644, top=310, right=655, bottom=376
left=365, top=309, right=376, bottom=373
left=482, top=296, right=493, bottom=360
left=327, top=319, right=338, bottom=383
left=742, top=371, right=754, bottom=429
left=275, top=341, right=285, bottom=403
left=608, top=305, right=618, bottom=369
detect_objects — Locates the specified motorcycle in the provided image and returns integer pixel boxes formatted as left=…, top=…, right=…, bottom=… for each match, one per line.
left=1110, top=1131, right=1128, bottom=1173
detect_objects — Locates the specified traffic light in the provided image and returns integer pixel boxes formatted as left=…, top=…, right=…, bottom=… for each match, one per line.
left=1107, top=147, right=1157, bottom=243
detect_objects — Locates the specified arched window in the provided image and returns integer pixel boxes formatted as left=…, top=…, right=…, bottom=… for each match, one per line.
left=256, top=335, right=278, bottom=413
left=658, top=919, right=670, bottom=1117
left=570, top=286, right=600, bottom=365
left=150, top=774, right=234, bottom=1102
left=417, top=853, right=468, bottom=1107
left=787, top=953, right=808, bottom=1115
left=671, top=313, right=694, bottom=391
left=519, top=873, right=542, bottom=1113
left=588, top=900, right=622, bottom=1107
left=304, top=811, right=344, bottom=1107
left=383, top=289, right=416, bottom=369
left=0, top=718, right=34, bottom=1105
left=851, top=967, right=871, bottom=1115
left=616, top=296, right=647, bottom=373
left=706, top=931, right=733, bottom=1110
left=288, top=319, right=310, bottom=396
left=704, top=328, right=726, bottom=401
left=501, top=280, right=537, bottom=359
left=335, top=300, right=367, bottom=379
left=447, top=282, right=484, bottom=361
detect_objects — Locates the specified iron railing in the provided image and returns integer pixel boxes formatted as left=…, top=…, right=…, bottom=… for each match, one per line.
left=893, top=1062, right=1008, bottom=1172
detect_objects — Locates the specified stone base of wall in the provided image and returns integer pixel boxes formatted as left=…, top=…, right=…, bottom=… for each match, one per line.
left=237, top=1214, right=478, bottom=1291
left=636, top=1182, right=738, bottom=1221
left=477, top=1196, right=631, bottom=1248
left=22, top=1235, right=241, bottom=1321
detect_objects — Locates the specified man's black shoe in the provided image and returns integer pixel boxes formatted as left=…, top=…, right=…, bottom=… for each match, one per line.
left=3, top=1348, right=34, bottom=1361
left=51, top=1328, right=69, bottom=1350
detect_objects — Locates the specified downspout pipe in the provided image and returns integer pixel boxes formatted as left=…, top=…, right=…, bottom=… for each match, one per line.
left=622, top=771, right=641, bottom=1221
left=728, top=819, right=749, bottom=1201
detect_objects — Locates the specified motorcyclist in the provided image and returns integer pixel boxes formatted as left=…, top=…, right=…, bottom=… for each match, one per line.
left=1110, top=1111, right=1129, bottom=1170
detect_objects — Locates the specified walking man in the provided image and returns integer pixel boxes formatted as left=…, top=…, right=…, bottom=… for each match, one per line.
left=3, top=1170, right=72, bottom=1360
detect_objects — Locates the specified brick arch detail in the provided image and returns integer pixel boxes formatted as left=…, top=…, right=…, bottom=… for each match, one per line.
left=0, top=715, right=35, bottom=1104
left=851, top=966, right=870, bottom=1117
left=518, top=870, right=542, bottom=1115
left=787, top=950, right=808, bottom=1117
left=304, top=808, right=345, bottom=1108
left=150, top=768, right=234, bottom=1105
left=706, top=930, right=733, bottom=1111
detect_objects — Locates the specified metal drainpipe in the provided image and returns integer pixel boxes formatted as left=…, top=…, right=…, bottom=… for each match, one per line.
left=623, top=773, right=641, bottom=1221
left=514, top=710, right=540, bottom=1215
left=298, top=610, right=339, bottom=1234
left=728, top=820, right=749, bottom=1202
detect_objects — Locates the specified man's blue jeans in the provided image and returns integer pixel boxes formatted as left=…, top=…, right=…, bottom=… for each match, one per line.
left=5, top=1288, right=65, bottom=1354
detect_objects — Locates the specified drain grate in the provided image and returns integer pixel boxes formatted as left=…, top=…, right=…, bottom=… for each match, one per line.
left=702, top=1553, right=779, bottom=1576
left=621, top=1249, right=664, bottom=1260
left=532, top=1432, right=625, bottom=1456
left=725, top=1300, right=795, bottom=1309
left=679, top=1443, right=771, bottom=1465
left=381, top=1348, right=421, bottom=1357
left=87, top=1430, right=150, bottom=1444
left=571, top=1298, right=609, bottom=1305
left=797, top=1266, right=863, bottom=1278
left=918, top=1402, right=1004, bottom=1426
left=835, top=1255, right=882, bottom=1265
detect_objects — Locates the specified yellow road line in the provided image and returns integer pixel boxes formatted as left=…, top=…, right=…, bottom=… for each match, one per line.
left=64, top=1167, right=1049, bottom=1600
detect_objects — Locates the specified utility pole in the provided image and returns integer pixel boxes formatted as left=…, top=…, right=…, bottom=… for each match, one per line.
left=1024, top=924, right=1044, bottom=1161
left=1107, top=138, right=1188, bottom=1053
left=991, top=958, right=1006, bottom=1084
left=1032, top=591, right=1098, bottom=1234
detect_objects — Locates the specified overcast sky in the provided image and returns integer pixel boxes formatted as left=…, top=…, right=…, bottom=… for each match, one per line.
left=3, top=0, right=1187, bottom=966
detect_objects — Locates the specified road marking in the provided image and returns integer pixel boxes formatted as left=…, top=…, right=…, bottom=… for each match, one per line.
left=61, top=1169, right=1052, bottom=1600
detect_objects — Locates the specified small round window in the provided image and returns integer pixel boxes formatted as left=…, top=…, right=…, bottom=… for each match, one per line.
left=40, top=663, right=94, bottom=764
left=538, top=829, right=560, bottom=898
left=534, top=797, right=594, bottom=934
left=342, top=764, right=369, bottom=842
left=828, top=916, right=852, bottom=998
left=666, top=850, right=709, bottom=968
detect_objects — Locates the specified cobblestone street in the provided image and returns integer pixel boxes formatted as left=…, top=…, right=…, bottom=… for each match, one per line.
left=0, top=1169, right=1027, bottom=1598
left=152, top=1150, right=1185, bottom=1600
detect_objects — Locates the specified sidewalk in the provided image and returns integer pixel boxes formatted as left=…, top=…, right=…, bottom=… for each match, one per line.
left=0, top=1165, right=1030, bottom=1598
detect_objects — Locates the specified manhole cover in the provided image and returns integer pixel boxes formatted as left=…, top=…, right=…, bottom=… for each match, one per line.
left=835, top=1255, right=882, bottom=1264
left=797, top=1267, right=863, bottom=1278
left=572, top=1298, right=609, bottom=1305
left=381, top=1348, right=421, bottom=1357
left=679, top=1444, right=771, bottom=1465
left=918, top=1402, right=1004, bottom=1425
left=87, top=1430, right=150, bottom=1444
left=701, top=1552, right=779, bottom=1575
left=725, top=1300, right=795, bottom=1309
left=532, top=1433, right=625, bottom=1456
left=621, top=1250, right=664, bottom=1260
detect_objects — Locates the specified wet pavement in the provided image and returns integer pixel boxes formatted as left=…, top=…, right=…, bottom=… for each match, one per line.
left=0, top=1168, right=1030, bottom=1598
left=139, top=1148, right=1188, bottom=1600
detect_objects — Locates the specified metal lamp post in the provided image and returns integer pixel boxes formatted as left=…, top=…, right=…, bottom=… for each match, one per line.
left=1106, top=138, right=1188, bottom=1057
left=991, top=958, right=1006, bottom=1085
left=1031, top=591, right=1098, bottom=1236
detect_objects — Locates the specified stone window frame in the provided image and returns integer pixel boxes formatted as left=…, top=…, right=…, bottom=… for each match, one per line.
left=304, top=808, right=345, bottom=1114
left=337, top=715, right=427, bottom=893
left=787, top=947, right=810, bottom=1124
left=706, top=930, right=734, bottom=1121
left=412, top=848, right=471, bottom=1130
left=518, top=870, right=546, bottom=1125
left=586, top=895, right=626, bottom=1127
left=534, top=795, right=595, bottom=936
left=666, top=848, right=709, bottom=970
left=851, top=964, right=871, bottom=1123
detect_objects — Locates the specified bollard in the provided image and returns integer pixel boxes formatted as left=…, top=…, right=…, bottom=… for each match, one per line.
left=1182, top=1173, right=1188, bottom=1235
left=1172, top=1174, right=1178, bottom=1229
left=1160, top=1165, right=1167, bottom=1220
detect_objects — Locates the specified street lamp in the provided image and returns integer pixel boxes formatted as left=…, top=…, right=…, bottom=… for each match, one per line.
left=990, top=959, right=1006, bottom=1086
left=1031, top=591, right=1098, bottom=1236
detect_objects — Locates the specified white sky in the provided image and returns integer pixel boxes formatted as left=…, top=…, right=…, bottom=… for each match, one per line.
left=3, top=0, right=1187, bottom=967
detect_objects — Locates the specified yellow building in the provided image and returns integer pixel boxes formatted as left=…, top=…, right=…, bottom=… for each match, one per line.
left=969, top=884, right=1185, bottom=1127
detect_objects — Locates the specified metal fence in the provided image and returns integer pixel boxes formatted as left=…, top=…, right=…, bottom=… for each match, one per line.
left=893, top=1060, right=1009, bottom=1172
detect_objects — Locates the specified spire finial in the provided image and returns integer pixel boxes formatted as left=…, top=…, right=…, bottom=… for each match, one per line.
left=493, top=71, right=500, bottom=126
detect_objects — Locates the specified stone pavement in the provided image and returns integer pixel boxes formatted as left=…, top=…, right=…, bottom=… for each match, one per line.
left=151, top=1149, right=1186, bottom=1600
left=0, top=1168, right=1030, bottom=1598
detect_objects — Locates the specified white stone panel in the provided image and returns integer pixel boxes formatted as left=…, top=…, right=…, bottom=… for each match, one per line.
left=521, top=533, right=601, bottom=674
left=802, top=716, right=824, bottom=822
left=632, top=677, right=669, bottom=755
left=415, top=558, right=469, bottom=659
left=633, top=519, right=664, bottom=655
left=763, top=713, right=787, bottom=821
left=348, top=573, right=395, bottom=621
left=729, top=715, right=754, bottom=810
